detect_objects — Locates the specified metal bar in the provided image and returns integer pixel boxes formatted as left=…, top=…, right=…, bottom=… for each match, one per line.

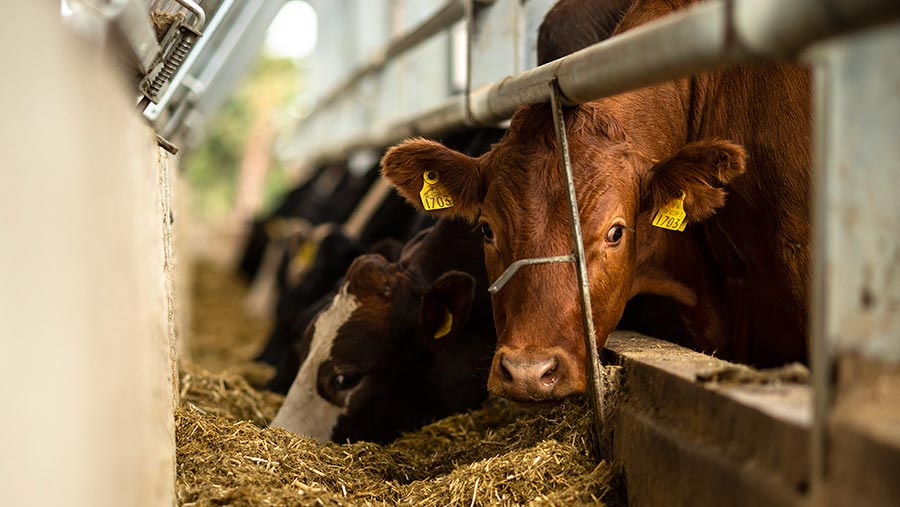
left=549, top=79, right=606, bottom=455
left=281, top=96, right=466, bottom=166
left=488, top=255, right=574, bottom=294
left=304, top=0, right=467, bottom=125
left=463, top=0, right=475, bottom=125
left=807, top=21, right=900, bottom=500
left=286, top=0, right=900, bottom=166
left=808, top=41, right=833, bottom=496
left=342, top=178, right=395, bottom=241
left=162, top=0, right=281, bottom=138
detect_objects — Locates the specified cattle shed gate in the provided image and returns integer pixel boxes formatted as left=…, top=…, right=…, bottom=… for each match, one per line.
left=1, top=1, right=898, bottom=506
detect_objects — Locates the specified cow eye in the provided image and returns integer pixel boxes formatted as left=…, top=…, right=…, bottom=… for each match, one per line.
left=480, top=223, right=494, bottom=242
left=334, top=372, right=363, bottom=391
left=606, top=224, right=624, bottom=244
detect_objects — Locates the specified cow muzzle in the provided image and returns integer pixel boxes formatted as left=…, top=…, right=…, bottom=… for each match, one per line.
left=488, top=347, right=582, bottom=402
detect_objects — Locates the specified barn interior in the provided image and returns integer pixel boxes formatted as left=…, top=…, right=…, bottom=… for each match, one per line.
left=2, top=1, right=900, bottom=507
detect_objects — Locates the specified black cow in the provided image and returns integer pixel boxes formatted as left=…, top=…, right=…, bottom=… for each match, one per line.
left=237, top=160, right=379, bottom=284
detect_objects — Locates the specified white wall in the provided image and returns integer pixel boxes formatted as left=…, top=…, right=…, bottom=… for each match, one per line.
left=0, top=3, right=177, bottom=506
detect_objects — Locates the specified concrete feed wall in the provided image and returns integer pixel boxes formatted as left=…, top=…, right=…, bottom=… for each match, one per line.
left=0, top=3, right=177, bottom=507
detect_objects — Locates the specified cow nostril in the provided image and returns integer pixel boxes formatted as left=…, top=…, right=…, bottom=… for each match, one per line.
left=540, top=357, right=559, bottom=386
left=499, top=356, right=514, bottom=382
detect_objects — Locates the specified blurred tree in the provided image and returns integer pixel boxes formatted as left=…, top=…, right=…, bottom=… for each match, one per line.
left=183, top=55, right=303, bottom=220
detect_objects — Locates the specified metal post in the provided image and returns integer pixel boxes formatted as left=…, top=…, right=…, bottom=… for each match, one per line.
left=549, top=79, right=607, bottom=455
left=808, top=21, right=900, bottom=504
left=463, top=0, right=475, bottom=125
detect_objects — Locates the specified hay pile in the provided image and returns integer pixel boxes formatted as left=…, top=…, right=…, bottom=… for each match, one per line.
left=179, top=363, right=282, bottom=426
left=179, top=262, right=623, bottom=506
left=187, top=261, right=274, bottom=386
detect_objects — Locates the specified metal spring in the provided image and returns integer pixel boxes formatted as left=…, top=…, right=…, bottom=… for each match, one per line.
left=147, top=31, right=197, bottom=98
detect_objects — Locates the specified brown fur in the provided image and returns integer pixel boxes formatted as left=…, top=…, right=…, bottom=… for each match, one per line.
left=382, top=0, right=811, bottom=400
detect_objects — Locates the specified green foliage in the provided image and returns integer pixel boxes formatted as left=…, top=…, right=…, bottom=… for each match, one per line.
left=183, top=54, right=303, bottom=219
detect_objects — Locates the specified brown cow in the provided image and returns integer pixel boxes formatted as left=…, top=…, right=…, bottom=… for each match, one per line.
left=382, top=0, right=811, bottom=402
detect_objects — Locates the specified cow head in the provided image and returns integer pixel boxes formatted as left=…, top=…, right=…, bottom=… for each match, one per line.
left=382, top=102, right=746, bottom=402
left=270, top=252, right=485, bottom=443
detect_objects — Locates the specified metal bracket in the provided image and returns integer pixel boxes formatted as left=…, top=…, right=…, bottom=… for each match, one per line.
left=139, top=0, right=206, bottom=104
left=488, top=254, right=575, bottom=294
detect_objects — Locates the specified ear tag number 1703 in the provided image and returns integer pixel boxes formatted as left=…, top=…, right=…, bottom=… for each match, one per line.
left=652, top=191, right=687, bottom=231
left=420, top=171, right=454, bottom=211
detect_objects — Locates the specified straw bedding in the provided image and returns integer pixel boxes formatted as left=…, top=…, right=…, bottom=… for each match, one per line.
left=178, top=262, right=623, bottom=506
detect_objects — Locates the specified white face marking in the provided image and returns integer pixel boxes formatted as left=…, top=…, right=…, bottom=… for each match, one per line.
left=271, top=284, right=360, bottom=441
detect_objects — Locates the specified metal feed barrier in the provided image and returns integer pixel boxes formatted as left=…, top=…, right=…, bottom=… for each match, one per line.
left=281, top=0, right=900, bottom=503
left=51, top=0, right=900, bottom=504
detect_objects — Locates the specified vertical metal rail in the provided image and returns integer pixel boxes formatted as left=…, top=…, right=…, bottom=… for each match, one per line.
left=485, top=79, right=608, bottom=454
left=549, top=79, right=606, bottom=454
left=807, top=22, right=900, bottom=503
left=463, top=0, right=475, bottom=125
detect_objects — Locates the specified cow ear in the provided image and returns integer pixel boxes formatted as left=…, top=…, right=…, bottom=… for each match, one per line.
left=418, top=271, right=476, bottom=348
left=381, top=138, right=484, bottom=220
left=641, top=139, right=747, bottom=224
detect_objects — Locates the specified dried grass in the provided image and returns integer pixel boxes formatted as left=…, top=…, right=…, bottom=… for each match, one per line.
left=187, top=261, right=272, bottom=381
left=176, top=382, right=621, bottom=507
left=149, top=11, right=184, bottom=41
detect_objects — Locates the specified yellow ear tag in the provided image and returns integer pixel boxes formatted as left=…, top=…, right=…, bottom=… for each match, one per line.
left=652, top=191, right=688, bottom=231
left=434, top=307, right=453, bottom=339
left=290, top=239, right=318, bottom=273
left=420, top=171, right=454, bottom=211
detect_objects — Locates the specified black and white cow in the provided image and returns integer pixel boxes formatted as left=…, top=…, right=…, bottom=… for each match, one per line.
left=270, top=219, right=495, bottom=443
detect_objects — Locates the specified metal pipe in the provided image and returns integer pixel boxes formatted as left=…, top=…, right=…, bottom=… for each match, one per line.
left=305, top=0, right=467, bottom=123
left=488, top=255, right=574, bottom=294
left=469, top=0, right=728, bottom=124
left=342, top=178, right=395, bottom=240
left=733, top=0, right=900, bottom=58
left=288, top=0, right=900, bottom=166
left=295, top=96, right=466, bottom=166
